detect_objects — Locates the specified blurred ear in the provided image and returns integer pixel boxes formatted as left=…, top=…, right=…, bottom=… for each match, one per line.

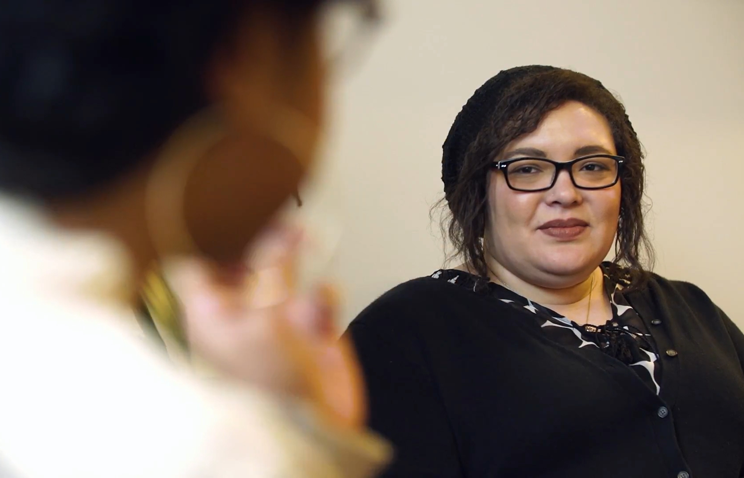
left=182, top=7, right=324, bottom=264
left=204, top=7, right=286, bottom=130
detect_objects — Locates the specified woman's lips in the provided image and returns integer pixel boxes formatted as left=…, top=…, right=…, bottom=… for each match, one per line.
left=539, top=225, right=587, bottom=239
left=538, top=219, right=589, bottom=240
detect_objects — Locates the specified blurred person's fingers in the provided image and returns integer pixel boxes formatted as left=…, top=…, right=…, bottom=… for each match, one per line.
left=282, top=285, right=367, bottom=430
left=186, top=283, right=308, bottom=397
left=171, top=222, right=367, bottom=431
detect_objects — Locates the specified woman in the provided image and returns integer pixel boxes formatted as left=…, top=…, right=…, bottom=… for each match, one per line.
left=0, top=0, right=388, bottom=476
left=345, top=65, right=744, bottom=478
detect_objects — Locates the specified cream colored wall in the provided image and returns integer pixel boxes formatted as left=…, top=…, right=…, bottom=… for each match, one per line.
left=304, top=0, right=744, bottom=328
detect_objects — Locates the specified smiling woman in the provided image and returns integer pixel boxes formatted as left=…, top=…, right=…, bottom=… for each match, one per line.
left=344, top=66, right=744, bottom=478
left=484, top=101, right=624, bottom=297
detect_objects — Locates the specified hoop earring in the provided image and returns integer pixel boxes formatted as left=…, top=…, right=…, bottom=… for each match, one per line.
left=145, top=108, right=225, bottom=259
left=145, top=104, right=319, bottom=263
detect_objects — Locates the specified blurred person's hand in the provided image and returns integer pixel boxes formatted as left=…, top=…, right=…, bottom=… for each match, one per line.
left=166, top=224, right=366, bottom=431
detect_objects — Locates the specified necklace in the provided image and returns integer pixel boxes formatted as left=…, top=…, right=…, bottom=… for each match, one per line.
left=494, top=269, right=597, bottom=325
left=585, top=271, right=595, bottom=325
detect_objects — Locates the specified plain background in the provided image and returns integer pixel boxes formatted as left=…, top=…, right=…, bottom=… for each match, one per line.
left=300, top=0, right=744, bottom=329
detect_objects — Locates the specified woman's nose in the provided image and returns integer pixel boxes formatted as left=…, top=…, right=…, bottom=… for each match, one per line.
left=546, top=169, right=582, bottom=205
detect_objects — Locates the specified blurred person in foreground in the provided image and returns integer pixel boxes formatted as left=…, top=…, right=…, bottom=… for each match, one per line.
left=0, top=0, right=389, bottom=477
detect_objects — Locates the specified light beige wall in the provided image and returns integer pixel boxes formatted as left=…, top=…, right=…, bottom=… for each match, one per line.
left=304, top=0, right=744, bottom=327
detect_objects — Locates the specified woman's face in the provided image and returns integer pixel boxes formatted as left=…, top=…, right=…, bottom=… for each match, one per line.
left=485, top=101, right=621, bottom=288
left=181, top=9, right=325, bottom=265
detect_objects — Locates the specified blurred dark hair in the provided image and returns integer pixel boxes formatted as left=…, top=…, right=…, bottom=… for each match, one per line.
left=0, top=0, right=324, bottom=199
left=438, top=66, right=654, bottom=288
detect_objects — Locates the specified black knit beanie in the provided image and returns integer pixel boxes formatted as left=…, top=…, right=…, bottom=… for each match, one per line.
left=441, top=65, right=558, bottom=199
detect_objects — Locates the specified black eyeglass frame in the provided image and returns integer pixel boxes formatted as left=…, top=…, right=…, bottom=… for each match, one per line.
left=491, top=154, right=626, bottom=192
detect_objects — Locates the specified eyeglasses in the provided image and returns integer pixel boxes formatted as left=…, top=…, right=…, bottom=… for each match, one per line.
left=320, top=0, right=382, bottom=74
left=491, top=154, right=625, bottom=192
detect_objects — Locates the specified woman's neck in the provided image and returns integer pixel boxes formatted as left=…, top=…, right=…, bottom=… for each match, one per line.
left=458, top=259, right=609, bottom=325
left=491, top=264, right=598, bottom=307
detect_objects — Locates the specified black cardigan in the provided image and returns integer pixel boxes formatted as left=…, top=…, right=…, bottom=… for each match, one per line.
left=345, top=272, right=744, bottom=478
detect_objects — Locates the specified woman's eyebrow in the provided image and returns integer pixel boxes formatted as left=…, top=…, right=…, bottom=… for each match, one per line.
left=502, top=147, right=546, bottom=158
left=575, top=145, right=614, bottom=156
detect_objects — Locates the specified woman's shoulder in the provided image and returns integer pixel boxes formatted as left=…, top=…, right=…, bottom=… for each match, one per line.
left=353, top=271, right=459, bottom=318
left=377, top=269, right=482, bottom=300
left=625, top=269, right=730, bottom=327
left=637, top=270, right=715, bottom=305
left=350, top=269, right=493, bottom=331
left=603, top=262, right=712, bottom=304
left=346, top=270, right=499, bottom=378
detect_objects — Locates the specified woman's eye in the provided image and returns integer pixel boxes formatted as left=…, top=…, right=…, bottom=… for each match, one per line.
left=511, top=164, right=544, bottom=175
left=581, top=162, right=609, bottom=172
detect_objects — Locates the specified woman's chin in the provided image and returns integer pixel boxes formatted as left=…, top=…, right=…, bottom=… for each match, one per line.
left=532, top=252, right=601, bottom=279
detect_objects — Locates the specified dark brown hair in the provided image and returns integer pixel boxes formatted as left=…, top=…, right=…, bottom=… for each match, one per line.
left=0, top=0, right=325, bottom=199
left=438, top=66, right=654, bottom=288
